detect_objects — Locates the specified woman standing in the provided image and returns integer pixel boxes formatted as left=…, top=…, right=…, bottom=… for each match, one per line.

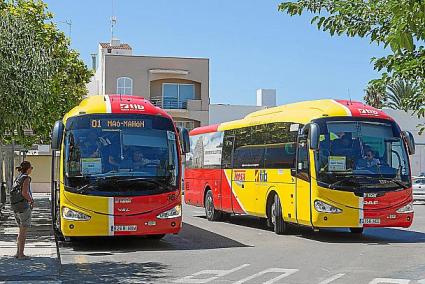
left=10, top=161, right=34, bottom=260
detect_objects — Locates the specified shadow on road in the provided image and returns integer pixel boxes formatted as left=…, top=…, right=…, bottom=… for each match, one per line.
left=298, top=227, right=425, bottom=244
left=196, top=214, right=425, bottom=245
left=0, top=256, right=58, bottom=282
left=61, top=261, right=169, bottom=284
left=59, top=222, right=250, bottom=252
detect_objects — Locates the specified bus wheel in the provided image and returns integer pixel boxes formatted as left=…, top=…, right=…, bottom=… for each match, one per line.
left=349, top=228, right=364, bottom=234
left=147, top=234, right=165, bottom=240
left=205, top=190, right=222, bottom=221
left=270, top=194, right=288, bottom=235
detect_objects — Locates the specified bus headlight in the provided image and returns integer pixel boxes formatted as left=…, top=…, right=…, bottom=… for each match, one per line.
left=396, top=202, right=414, bottom=214
left=314, top=200, right=342, bottom=214
left=62, top=207, right=91, bottom=221
left=157, top=205, right=182, bottom=219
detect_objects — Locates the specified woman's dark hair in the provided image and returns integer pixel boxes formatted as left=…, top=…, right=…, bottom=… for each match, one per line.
left=16, top=161, right=32, bottom=173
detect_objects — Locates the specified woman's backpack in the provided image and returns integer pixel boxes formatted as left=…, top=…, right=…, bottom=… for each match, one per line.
left=10, top=174, right=30, bottom=213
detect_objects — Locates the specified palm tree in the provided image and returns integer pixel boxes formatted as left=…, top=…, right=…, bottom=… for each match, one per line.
left=385, top=80, right=419, bottom=112
left=364, top=83, right=386, bottom=109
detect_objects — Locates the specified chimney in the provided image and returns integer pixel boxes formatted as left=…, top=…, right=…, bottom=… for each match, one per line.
left=90, top=53, right=97, bottom=70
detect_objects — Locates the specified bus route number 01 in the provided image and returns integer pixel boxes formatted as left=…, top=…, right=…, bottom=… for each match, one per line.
left=91, top=120, right=101, bottom=128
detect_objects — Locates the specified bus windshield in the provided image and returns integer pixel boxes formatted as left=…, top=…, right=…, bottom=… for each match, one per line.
left=314, top=118, right=411, bottom=191
left=64, top=114, right=179, bottom=195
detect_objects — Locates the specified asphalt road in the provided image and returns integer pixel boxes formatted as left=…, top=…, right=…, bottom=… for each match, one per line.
left=58, top=201, right=425, bottom=284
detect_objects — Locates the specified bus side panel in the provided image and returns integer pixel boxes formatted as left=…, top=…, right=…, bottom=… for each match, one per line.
left=184, top=168, right=203, bottom=207
left=199, top=169, right=222, bottom=210
left=265, top=170, right=297, bottom=223
left=222, top=169, right=245, bottom=214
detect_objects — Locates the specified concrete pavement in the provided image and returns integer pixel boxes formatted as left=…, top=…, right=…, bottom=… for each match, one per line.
left=0, top=193, right=60, bottom=283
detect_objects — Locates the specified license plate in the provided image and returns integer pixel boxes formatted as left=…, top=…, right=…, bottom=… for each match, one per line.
left=112, top=225, right=137, bottom=232
left=361, top=218, right=380, bottom=224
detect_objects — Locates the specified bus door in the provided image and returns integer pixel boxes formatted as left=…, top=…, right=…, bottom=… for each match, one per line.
left=220, top=134, right=236, bottom=213
left=295, top=134, right=312, bottom=226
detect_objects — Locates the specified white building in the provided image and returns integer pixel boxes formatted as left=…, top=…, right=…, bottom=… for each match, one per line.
left=209, top=89, right=276, bottom=124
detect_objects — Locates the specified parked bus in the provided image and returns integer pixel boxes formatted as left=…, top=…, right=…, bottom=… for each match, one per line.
left=185, top=99, right=415, bottom=234
left=50, top=95, right=190, bottom=240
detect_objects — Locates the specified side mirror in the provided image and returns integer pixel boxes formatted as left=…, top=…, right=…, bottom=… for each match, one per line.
left=178, top=127, right=190, bottom=154
left=402, top=131, right=415, bottom=155
left=302, top=123, right=320, bottom=150
left=51, top=120, right=64, bottom=150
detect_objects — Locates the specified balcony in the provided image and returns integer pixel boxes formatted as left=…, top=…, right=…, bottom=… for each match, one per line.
left=150, top=96, right=202, bottom=111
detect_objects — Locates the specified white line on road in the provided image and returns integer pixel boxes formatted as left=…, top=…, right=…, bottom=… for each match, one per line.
left=232, top=268, right=299, bottom=284
left=174, top=264, right=250, bottom=283
left=369, top=278, right=410, bottom=284
left=318, top=274, right=345, bottom=284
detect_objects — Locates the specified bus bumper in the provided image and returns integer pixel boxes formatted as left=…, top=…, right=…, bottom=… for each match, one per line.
left=60, top=207, right=182, bottom=237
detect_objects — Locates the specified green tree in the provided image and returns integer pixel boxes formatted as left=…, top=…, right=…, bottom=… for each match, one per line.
left=278, top=0, right=425, bottom=130
left=364, top=83, right=386, bottom=109
left=385, top=80, right=420, bottom=112
left=0, top=0, right=92, bottom=146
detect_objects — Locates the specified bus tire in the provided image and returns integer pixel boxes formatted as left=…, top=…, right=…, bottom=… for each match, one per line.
left=270, top=194, right=288, bottom=235
left=349, top=227, right=364, bottom=234
left=205, top=190, right=222, bottom=221
left=147, top=234, right=165, bottom=240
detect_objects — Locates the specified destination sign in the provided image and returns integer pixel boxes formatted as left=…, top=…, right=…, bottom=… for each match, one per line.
left=91, top=119, right=145, bottom=129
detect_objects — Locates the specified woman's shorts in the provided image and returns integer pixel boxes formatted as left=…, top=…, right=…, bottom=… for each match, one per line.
left=14, top=207, right=32, bottom=228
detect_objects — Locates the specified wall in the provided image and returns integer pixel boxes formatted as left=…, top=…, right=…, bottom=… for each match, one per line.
left=383, top=109, right=425, bottom=176
left=209, top=104, right=267, bottom=124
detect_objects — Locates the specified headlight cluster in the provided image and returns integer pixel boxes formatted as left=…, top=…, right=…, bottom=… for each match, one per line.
left=62, top=207, right=91, bottom=221
left=314, top=200, right=342, bottom=214
left=157, top=205, right=182, bottom=219
left=396, top=202, right=414, bottom=214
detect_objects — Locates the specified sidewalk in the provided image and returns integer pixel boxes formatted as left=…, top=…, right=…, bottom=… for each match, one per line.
left=0, top=193, right=60, bottom=283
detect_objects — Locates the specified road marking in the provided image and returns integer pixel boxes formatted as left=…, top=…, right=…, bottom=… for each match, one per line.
left=233, top=268, right=298, bottom=284
left=174, top=264, right=250, bottom=283
left=369, top=278, right=410, bottom=284
left=418, top=279, right=425, bottom=284
left=318, top=273, right=346, bottom=284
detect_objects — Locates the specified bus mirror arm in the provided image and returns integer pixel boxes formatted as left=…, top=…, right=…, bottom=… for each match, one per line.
left=402, top=131, right=415, bottom=155
left=51, top=120, right=64, bottom=151
left=303, top=123, right=320, bottom=150
left=177, top=127, right=190, bottom=154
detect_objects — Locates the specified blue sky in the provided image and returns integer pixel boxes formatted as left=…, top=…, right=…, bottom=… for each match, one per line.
left=45, top=0, right=387, bottom=106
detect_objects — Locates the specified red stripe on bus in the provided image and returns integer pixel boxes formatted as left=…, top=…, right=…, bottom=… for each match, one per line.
left=189, top=124, right=220, bottom=136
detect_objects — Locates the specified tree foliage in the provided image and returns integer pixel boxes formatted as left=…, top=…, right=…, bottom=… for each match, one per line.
left=278, top=0, right=425, bottom=130
left=0, top=0, right=92, bottom=146
left=364, top=83, right=386, bottom=109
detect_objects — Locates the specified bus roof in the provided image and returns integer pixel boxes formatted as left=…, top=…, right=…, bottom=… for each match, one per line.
left=63, top=95, right=172, bottom=122
left=190, top=99, right=393, bottom=135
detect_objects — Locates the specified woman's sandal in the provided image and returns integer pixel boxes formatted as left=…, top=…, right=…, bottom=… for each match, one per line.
left=17, top=255, right=30, bottom=260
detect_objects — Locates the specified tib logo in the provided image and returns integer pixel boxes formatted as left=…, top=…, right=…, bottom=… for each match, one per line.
left=120, top=103, right=145, bottom=112
left=255, top=170, right=268, bottom=182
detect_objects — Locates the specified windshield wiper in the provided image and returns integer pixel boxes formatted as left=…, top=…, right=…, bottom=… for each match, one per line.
left=64, top=183, right=93, bottom=194
left=102, top=177, right=172, bottom=190
left=327, top=176, right=362, bottom=189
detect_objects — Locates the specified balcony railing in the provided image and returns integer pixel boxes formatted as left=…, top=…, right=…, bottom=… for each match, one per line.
left=150, top=96, right=188, bottom=109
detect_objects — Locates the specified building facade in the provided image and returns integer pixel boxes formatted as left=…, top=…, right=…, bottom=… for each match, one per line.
left=88, top=40, right=210, bottom=130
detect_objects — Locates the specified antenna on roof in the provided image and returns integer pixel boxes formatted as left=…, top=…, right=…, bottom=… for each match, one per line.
left=110, top=0, right=117, bottom=41
left=348, top=88, right=352, bottom=105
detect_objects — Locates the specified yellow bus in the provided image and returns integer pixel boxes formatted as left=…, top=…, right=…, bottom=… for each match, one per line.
left=50, top=95, right=189, bottom=240
left=185, top=99, right=415, bottom=234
